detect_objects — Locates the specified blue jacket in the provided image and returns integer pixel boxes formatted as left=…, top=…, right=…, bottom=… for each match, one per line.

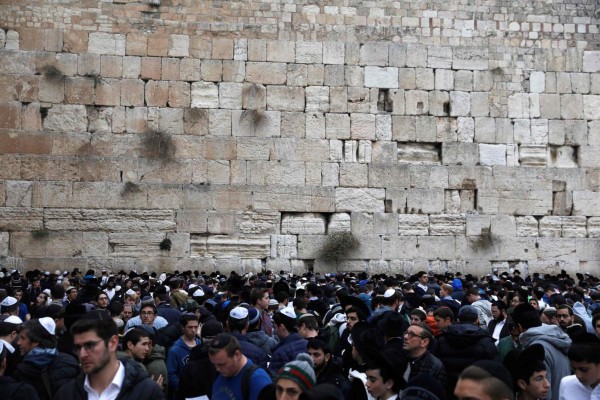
left=157, top=302, right=181, bottom=325
left=167, top=337, right=201, bottom=392
left=231, top=332, right=269, bottom=369
left=268, top=332, right=307, bottom=374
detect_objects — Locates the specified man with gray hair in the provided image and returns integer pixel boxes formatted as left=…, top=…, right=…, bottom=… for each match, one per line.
left=14, top=317, right=80, bottom=400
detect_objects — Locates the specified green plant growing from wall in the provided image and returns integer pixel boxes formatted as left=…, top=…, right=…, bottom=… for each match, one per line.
left=31, top=228, right=50, bottom=239
left=159, top=238, right=172, bottom=251
left=142, top=130, right=176, bottom=161
left=42, top=65, right=64, bottom=80
left=120, top=182, right=142, bottom=197
left=318, top=232, right=359, bottom=263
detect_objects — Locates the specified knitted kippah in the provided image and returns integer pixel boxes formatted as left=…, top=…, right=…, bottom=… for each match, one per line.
left=277, top=353, right=316, bottom=393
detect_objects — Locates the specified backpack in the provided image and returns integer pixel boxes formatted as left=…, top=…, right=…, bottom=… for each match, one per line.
left=241, top=364, right=275, bottom=400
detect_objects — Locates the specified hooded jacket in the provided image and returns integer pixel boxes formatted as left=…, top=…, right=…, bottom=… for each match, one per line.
left=54, top=357, right=165, bottom=400
left=520, top=324, right=572, bottom=400
left=268, top=332, right=307, bottom=374
left=471, top=299, right=493, bottom=329
left=245, top=329, right=278, bottom=355
left=13, top=348, right=80, bottom=400
left=166, top=336, right=201, bottom=392
left=177, top=343, right=217, bottom=400
left=145, top=344, right=169, bottom=394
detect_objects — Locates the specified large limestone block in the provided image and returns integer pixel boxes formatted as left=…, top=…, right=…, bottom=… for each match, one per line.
left=246, top=62, right=287, bottom=84
left=364, top=66, right=399, bottom=88
left=429, top=90, right=450, bottom=116
left=530, top=71, right=545, bottom=93
left=176, top=210, right=208, bottom=233
left=45, top=209, right=175, bottom=232
left=519, top=145, right=547, bottom=167
left=271, top=235, right=298, bottom=258
left=442, top=143, right=479, bottom=165
left=267, top=86, right=305, bottom=111
left=428, top=47, right=453, bottom=69
left=583, top=95, right=600, bottom=120
left=296, top=42, right=323, bottom=64
left=453, top=47, right=489, bottom=70
left=561, top=216, right=587, bottom=238
left=11, top=231, right=109, bottom=258
left=466, top=215, right=491, bottom=236
left=191, top=234, right=270, bottom=258
left=479, top=144, right=506, bottom=166
left=368, top=165, right=410, bottom=188
left=88, top=33, right=125, bottom=55
left=416, top=236, right=457, bottom=259
left=43, top=105, right=87, bottom=132
left=580, top=146, right=600, bottom=168
left=306, top=86, right=330, bottom=112
left=359, top=42, right=389, bottom=66
left=561, top=94, right=584, bottom=119
left=281, top=213, right=326, bottom=234
left=587, top=217, right=600, bottom=237
left=335, top=188, right=385, bottom=213
left=583, top=51, right=600, bottom=72
left=539, top=216, right=562, bottom=237
left=497, top=190, right=553, bottom=216
left=0, top=208, right=43, bottom=231
left=450, top=91, right=470, bottom=116
left=398, top=215, right=429, bottom=235
left=573, top=191, right=600, bottom=216
left=516, top=216, right=539, bottom=237
left=508, top=93, right=539, bottom=118
left=430, top=214, right=466, bottom=235
left=191, top=82, right=218, bottom=108
left=219, top=82, right=243, bottom=109
left=405, top=91, right=429, bottom=115
left=323, top=42, right=345, bottom=65
left=350, top=113, right=376, bottom=140
left=236, top=211, right=280, bottom=235
left=382, top=236, right=419, bottom=259
left=406, top=189, right=444, bottom=214
left=398, top=143, right=440, bottom=164
left=329, top=213, right=351, bottom=233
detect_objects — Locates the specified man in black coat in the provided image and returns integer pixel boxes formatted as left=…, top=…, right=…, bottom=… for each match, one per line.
left=306, top=338, right=351, bottom=398
left=434, top=305, right=498, bottom=400
left=54, top=310, right=164, bottom=400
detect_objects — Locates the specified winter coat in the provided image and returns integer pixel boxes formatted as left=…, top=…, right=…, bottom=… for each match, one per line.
left=268, top=332, right=308, bottom=374
left=13, top=349, right=80, bottom=400
left=157, top=302, right=182, bottom=325
left=0, top=376, right=40, bottom=400
left=177, top=344, right=217, bottom=400
left=145, top=344, right=169, bottom=394
left=435, top=323, right=498, bottom=399
left=471, top=299, right=493, bottom=329
left=520, top=324, right=572, bottom=400
left=246, top=329, right=278, bottom=355
left=54, top=357, right=165, bottom=400
left=231, top=332, right=269, bottom=368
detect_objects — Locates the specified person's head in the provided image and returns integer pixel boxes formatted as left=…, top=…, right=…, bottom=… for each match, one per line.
left=70, top=313, right=119, bottom=376
left=208, top=333, right=245, bottom=377
left=66, top=286, right=78, bottom=301
left=433, top=307, right=454, bottom=331
left=466, top=288, right=481, bottom=304
left=541, top=307, right=557, bottom=325
left=51, top=284, right=65, bottom=301
left=365, top=355, right=402, bottom=399
left=306, top=338, right=332, bottom=372
left=96, top=292, right=109, bottom=309
left=454, top=361, right=514, bottom=400
left=567, top=340, right=600, bottom=387
left=345, top=306, right=366, bottom=331
left=410, top=309, right=427, bottom=325
left=18, top=318, right=56, bottom=355
left=273, top=308, right=297, bottom=339
left=491, top=300, right=507, bottom=321
left=458, top=305, right=479, bottom=325
left=440, top=283, right=453, bottom=298
left=0, top=316, right=22, bottom=345
left=12, top=289, right=23, bottom=303
left=556, top=304, right=574, bottom=328
left=36, top=292, right=49, bottom=306
left=251, top=288, right=270, bottom=311
left=227, top=307, right=249, bottom=333
left=181, top=313, right=199, bottom=341
left=276, top=353, right=316, bottom=400
left=512, top=303, right=541, bottom=332
left=139, top=303, right=157, bottom=326
left=403, top=322, right=433, bottom=358
left=593, top=314, right=600, bottom=339
left=121, top=304, right=134, bottom=322
left=509, top=345, right=548, bottom=400
left=528, top=298, right=540, bottom=310
left=417, top=271, right=429, bottom=286
left=296, top=314, right=319, bottom=338
left=122, top=328, right=151, bottom=361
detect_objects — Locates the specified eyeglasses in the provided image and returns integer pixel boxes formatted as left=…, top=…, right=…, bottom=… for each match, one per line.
left=404, top=331, right=427, bottom=339
left=74, top=339, right=104, bottom=354
left=140, top=311, right=155, bottom=316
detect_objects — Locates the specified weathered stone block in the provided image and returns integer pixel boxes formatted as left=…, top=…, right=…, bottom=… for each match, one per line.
left=359, top=42, right=388, bottom=66
left=479, top=144, right=506, bottom=166
left=281, top=213, right=326, bottom=234
left=43, top=105, right=87, bottom=132
left=350, top=113, right=375, bottom=140
left=430, top=214, right=466, bottom=235
left=516, top=216, right=538, bottom=237
left=561, top=94, right=583, bottom=119
left=398, top=214, right=429, bottom=235
left=450, top=91, right=471, bottom=116
left=191, top=235, right=270, bottom=258
left=305, top=86, right=329, bottom=112
left=335, top=188, right=385, bottom=212
left=271, top=235, right=297, bottom=259
left=266, top=86, right=305, bottom=111
left=0, top=207, right=43, bottom=230
left=405, top=90, right=429, bottom=115
left=246, top=62, right=287, bottom=84
left=296, top=42, right=322, bottom=64
left=442, top=143, right=478, bottom=165
left=328, top=213, right=351, bottom=233
left=453, top=47, right=489, bottom=70
left=406, top=189, right=444, bottom=214
left=364, top=66, right=398, bottom=88
left=191, top=82, right=218, bottom=108
left=236, top=211, right=279, bottom=234
left=340, top=164, right=368, bottom=187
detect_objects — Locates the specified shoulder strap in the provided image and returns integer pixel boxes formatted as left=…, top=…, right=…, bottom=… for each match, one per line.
left=41, top=367, right=53, bottom=400
left=241, top=363, right=260, bottom=400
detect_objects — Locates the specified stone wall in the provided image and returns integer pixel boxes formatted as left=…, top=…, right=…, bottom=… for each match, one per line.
left=1, top=0, right=600, bottom=276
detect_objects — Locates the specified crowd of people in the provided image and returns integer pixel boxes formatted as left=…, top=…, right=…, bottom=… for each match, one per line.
left=0, top=266, right=599, bottom=400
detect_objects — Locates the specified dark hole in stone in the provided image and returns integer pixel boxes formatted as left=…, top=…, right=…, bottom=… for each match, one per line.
left=40, top=107, right=49, bottom=121
left=443, top=101, right=450, bottom=115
